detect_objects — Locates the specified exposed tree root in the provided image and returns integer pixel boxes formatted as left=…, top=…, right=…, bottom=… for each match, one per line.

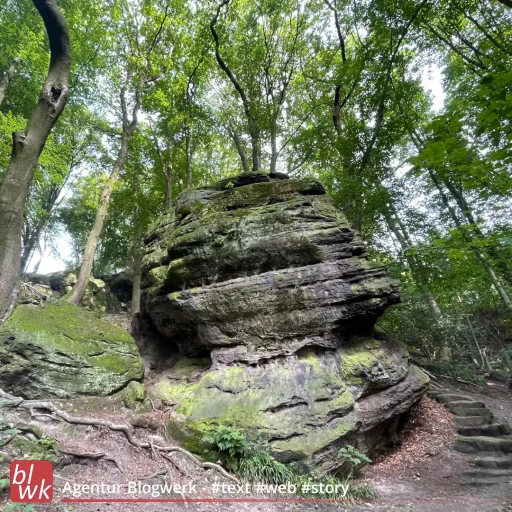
left=58, top=448, right=126, bottom=474
left=0, top=389, right=239, bottom=483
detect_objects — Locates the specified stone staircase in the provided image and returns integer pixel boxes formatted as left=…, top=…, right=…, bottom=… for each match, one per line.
left=429, top=387, right=512, bottom=486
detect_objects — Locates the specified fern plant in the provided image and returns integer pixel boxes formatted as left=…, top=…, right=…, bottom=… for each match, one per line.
left=337, top=445, right=372, bottom=476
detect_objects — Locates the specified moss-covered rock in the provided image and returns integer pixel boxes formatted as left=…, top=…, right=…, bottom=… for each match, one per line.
left=122, top=381, right=146, bottom=409
left=0, top=300, right=144, bottom=399
left=139, top=173, right=427, bottom=472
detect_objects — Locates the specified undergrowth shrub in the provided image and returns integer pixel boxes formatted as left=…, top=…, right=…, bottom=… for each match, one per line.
left=428, top=362, right=486, bottom=385
left=202, top=426, right=375, bottom=500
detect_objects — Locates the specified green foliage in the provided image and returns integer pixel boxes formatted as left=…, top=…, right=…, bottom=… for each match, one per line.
left=337, top=445, right=372, bottom=468
left=237, top=450, right=292, bottom=485
left=203, top=426, right=249, bottom=459
left=3, top=504, right=35, bottom=512
left=202, top=426, right=375, bottom=499
left=427, top=362, right=486, bottom=386
left=0, top=477, right=9, bottom=492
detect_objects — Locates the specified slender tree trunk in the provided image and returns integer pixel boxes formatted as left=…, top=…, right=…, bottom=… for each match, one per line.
left=270, top=127, right=278, bottom=174
left=68, top=133, right=131, bottom=305
left=442, top=178, right=512, bottom=282
left=185, top=126, right=192, bottom=188
left=21, top=217, right=47, bottom=272
left=211, top=0, right=260, bottom=173
left=427, top=168, right=512, bottom=310
left=68, top=78, right=143, bottom=305
left=0, top=58, right=20, bottom=107
left=32, top=240, right=45, bottom=274
left=227, top=123, right=249, bottom=174
left=131, top=236, right=142, bottom=315
left=0, top=0, right=70, bottom=321
left=497, top=0, right=512, bottom=8
left=384, top=207, right=451, bottom=360
left=164, top=138, right=173, bottom=209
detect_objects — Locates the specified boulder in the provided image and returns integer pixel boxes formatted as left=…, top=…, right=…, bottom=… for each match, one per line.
left=122, top=381, right=146, bottom=409
left=139, top=173, right=428, bottom=471
left=0, top=300, right=144, bottom=399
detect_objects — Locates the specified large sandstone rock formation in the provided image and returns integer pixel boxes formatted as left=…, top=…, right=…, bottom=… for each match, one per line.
left=139, top=173, right=429, bottom=472
left=0, top=300, right=144, bottom=399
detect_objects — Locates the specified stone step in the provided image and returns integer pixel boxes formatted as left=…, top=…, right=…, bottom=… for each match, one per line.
left=463, top=468, right=512, bottom=479
left=470, top=455, right=512, bottom=469
left=453, top=416, right=493, bottom=427
left=427, top=388, right=450, bottom=398
left=448, top=407, right=493, bottom=418
left=446, top=400, right=486, bottom=411
left=460, top=477, right=509, bottom=487
left=436, top=393, right=472, bottom=404
left=455, top=436, right=512, bottom=454
left=458, top=423, right=511, bottom=437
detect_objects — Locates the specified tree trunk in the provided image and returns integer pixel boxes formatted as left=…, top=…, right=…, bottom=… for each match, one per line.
left=384, top=207, right=451, bottom=360
left=442, top=178, right=512, bottom=282
left=68, top=133, right=131, bottom=305
left=211, top=0, right=260, bottom=173
left=0, top=0, right=70, bottom=321
left=227, top=123, right=249, bottom=174
left=131, top=237, right=142, bottom=315
left=270, top=127, right=277, bottom=174
left=0, top=58, right=20, bottom=107
left=164, top=137, right=173, bottom=209
left=428, top=169, right=512, bottom=310
left=185, top=126, right=192, bottom=188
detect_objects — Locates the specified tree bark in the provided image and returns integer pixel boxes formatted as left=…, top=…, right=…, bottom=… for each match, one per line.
left=270, top=127, right=277, bottom=174
left=0, top=58, right=20, bottom=107
left=131, top=237, right=142, bottom=315
left=68, top=82, right=142, bottom=305
left=211, top=0, right=260, bottom=172
left=426, top=168, right=512, bottom=311
left=227, top=123, right=249, bottom=174
left=68, top=133, right=130, bottom=305
left=185, top=126, right=192, bottom=188
left=497, top=0, right=512, bottom=8
left=0, top=0, right=70, bottom=321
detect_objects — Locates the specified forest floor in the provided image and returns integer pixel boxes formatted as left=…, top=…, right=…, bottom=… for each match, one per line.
left=1, top=371, right=511, bottom=512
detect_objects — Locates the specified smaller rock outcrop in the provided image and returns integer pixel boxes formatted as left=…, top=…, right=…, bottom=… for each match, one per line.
left=0, top=300, right=144, bottom=399
left=25, top=272, right=125, bottom=314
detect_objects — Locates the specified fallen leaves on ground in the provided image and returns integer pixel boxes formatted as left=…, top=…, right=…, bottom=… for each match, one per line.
left=366, top=396, right=455, bottom=476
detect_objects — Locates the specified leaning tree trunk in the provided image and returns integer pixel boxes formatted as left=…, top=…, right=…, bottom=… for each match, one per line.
left=0, top=58, right=20, bottom=107
left=0, top=0, right=70, bottom=321
left=68, top=79, right=143, bottom=306
left=68, top=133, right=131, bottom=305
left=427, top=168, right=512, bottom=311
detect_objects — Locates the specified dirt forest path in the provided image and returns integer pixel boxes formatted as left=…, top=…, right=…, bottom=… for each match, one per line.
left=1, top=376, right=511, bottom=512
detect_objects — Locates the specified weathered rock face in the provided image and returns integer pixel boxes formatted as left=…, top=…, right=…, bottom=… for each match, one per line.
left=140, top=173, right=429, bottom=472
left=0, top=300, right=144, bottom=399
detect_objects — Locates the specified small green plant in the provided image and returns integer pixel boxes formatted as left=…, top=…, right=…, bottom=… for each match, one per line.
left=212, top=235, right=224, bottom=247
left=203, top=426, right=249, bottom=459
left=337, top=445, right=372, bottom=468
left=203, top=426, right=376, bottom=500
left=238, top=449, right=292, bottom=484
left=225, top=180, right=235, bottom=190
left=3, top=504, right=35, bottom=512
left=0, top=477, right=9, bottom=493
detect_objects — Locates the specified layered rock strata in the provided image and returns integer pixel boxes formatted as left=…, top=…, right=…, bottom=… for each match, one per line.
left=140, top=173, right=429, bottom=471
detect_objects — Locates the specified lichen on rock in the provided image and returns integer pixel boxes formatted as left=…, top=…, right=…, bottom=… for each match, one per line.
left=139, top=172, right=429, bottom=471
left=0, top=300, right=144, bottom=399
